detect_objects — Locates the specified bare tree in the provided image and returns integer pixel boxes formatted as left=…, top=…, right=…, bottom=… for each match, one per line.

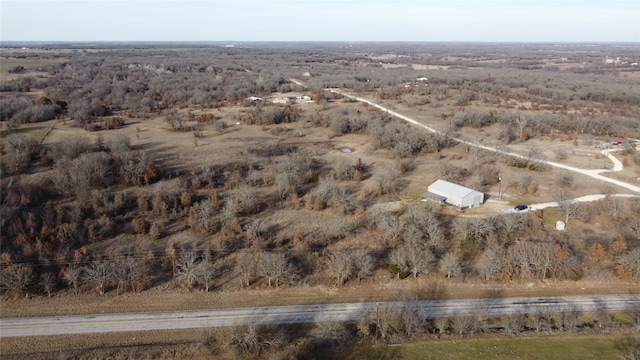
left=311, top=321, right=352, bottom=347
left=63, top=265, right=83, bottom=295
left=306, top=176, right=339, bottom=210
left=234, top=183, right=256, bottom=214
left=378, top=214, right=403, bottom=247
left=406, top=246, right=436, bottom=279
left=196, top=258, right=217, bottom=292
left=402, top=222, right=426, bottom=247
left=475, top=247, right=504, bottom=281
left=450, top=315, right=474, bottom=337
left=166, top=111, right=188, bottom=131
left=328, top=186, right=355, bottom=214
left=628, top=307, right=640, bottom=332
left=554, top=189, right=580, bottom=223
left=212, top=324, right=285, bottom=358
left=175, top=251, right=199, bottom=288
left=375, top=304, right=401, bottom=342
left=471, top=304, right=490, bottom=334
left=388, top=247, right=410, bottom=279
left=0, top=264, right=34, bottom=294
left=351, top=250, right=375, bottom=282
left=527, top=309, right=546, bottom=334
left=439, top=252, right=462, bottom=278
left=561, top=310, right=580, bottom=333
left=83, top=259, right=114, bottom=295
left=190, top=200, right=216, bottom=234
left=53, top=135, right=92, bottom=159
left=332, top=158, right=355, bottom=181
left=326, top=250, right=353, bottom=286
left=274, top=156, right=309, bottom=198
left=236, top=252, right=255, bottom=287
left=377, top=165, right=400, bottom=195
left=503, top=313, right=525, bottom=336
left=515, top=115, right=529, bottom=141
left=592, top=309, right=612, bottom=331
left=424, top=216, right=446, bottom=255
left=434, top=317, right=449, bottom=338
left=453, top=217, right=493, bottom=252
left=557, top=172, right=574, bottom=188
left=148, top=222, right=164, bottom=240
left=221, top=196, right=239, bottom=227
left=40, top=272, right=56, bottom=297
left=616, top=335, right=640, bottom=360
left=244, top=219, right=268, bottom=250
left=616, top=248, right=640, bottom=280
left=526, top=145, right=542, bottom=161
left=439, top=163, right=464, bottom=183
left=398, top=293, right=424, bottom=339
left=1, top=134, right=39, bottom=175
left=500, top=213, right=525, bottom=240
left=507, top=241, right=553, bottom=280
left=605, top=197, right=626, bottom=219
left=621, top=217, right=640, bottom=243
left=113, top=255, right=145, bottom=295
left=258, top=252, right=293, bottom=287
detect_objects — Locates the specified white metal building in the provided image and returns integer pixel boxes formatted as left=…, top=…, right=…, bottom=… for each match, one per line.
left=423, top=179, right=484, bottom=209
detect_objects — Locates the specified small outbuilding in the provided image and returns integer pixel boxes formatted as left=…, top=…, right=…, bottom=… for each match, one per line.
left=423, top=179, right=484, bottom=209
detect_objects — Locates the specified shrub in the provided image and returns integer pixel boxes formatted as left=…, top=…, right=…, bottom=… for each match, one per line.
left=388, top=264, right=409, bottom=279
left=510, top=158, right=529, bottom=168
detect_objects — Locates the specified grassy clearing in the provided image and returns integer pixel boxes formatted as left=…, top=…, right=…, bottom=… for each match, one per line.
left=0, top=122, right=54, bottom=150
left=0, top=125, right=50, bottom=143
left=540, top=207, right=564, bottom=227
left=346, top=335, right=622, bottom=360
left=0, top=329, right=203, bottom=358
left=0, top=57, right=66, bottom=74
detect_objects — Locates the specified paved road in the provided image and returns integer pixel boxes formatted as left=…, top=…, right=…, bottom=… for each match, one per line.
left=327, top=89, right=640, bottom=194
left=1, top=295, right=638, bottom=337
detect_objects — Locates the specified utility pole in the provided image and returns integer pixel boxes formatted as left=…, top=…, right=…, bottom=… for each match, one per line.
left=498, top=176, right=502, bottom=200
left=375, top=303, right=380, bottom=339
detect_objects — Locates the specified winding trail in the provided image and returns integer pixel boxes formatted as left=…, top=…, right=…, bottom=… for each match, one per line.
left=327, top=88, right=640, bottom=194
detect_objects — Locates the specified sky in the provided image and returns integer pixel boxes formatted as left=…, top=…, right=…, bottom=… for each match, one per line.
left=1, top=0, right=639, bottom=42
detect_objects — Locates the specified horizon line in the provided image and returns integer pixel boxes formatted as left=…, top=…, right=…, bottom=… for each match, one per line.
left=2, top=40, right=639, bottom=45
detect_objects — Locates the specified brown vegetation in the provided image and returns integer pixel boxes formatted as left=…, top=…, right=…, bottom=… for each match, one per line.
left=1, top=44, right=639, bottom=321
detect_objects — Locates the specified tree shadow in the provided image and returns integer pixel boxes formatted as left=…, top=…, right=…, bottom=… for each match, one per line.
left=413, top=280, right=448, bottom=301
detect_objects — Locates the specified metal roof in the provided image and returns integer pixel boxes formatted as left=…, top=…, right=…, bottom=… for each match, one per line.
left=428, top=179, right=477, bottom=199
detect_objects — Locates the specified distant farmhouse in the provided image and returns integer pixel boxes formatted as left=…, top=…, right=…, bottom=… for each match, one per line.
left=282, top=95, right=310, bottom=101
left=607, top=136, right=633, bottom=146
left=271, top=94, right=311, bottom=104
left=423, top=179, right=484, bottom=209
